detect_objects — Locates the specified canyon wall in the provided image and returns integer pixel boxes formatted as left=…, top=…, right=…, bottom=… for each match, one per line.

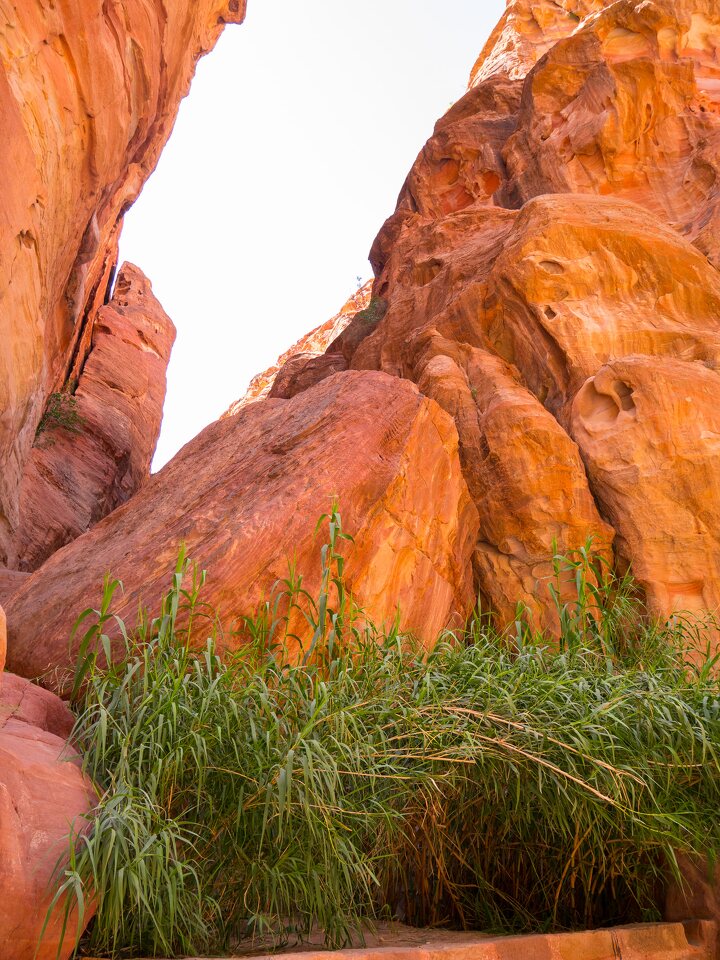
left=10, top=263, right=175, bottom=571
left=2, top=1, right=720, bottom=952
left=0, top=0, right=246, bottom=564
left=6, top=0, right=720, bottom=673
left=338, top=0, right=720, bottom=625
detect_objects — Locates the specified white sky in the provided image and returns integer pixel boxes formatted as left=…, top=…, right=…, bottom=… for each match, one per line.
left=119, top=0, right=505, bottom=469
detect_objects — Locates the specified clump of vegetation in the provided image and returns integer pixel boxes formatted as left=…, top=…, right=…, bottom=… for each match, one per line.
left=35, top=387, right=85, bottom=445
left=49, top=512, right=720, bottom=959
left=354, top=296, right=387, bottom=329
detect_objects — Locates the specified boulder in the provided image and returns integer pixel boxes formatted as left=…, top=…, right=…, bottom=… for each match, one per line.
left=6, top=371, right=478, bottom=689
left=0, top=672, right=96, bottom=959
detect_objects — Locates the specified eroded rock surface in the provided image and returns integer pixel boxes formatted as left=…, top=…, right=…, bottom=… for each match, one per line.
left=8, top=263, right=175, bottom=572
left=0, top=671, right=96, bottom=960
left=336, top=0, right=720, bottom=627
left=0, top=0, right=246, bottom=563
left=6, top=0, right=720, bottom=659
left=6, top=372, right=478, bottom=688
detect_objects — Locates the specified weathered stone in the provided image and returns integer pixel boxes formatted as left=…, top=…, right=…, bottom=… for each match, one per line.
left=0, top=0, right=246, bottom=564
left=9, top=263, right=175, bottom=571
left=0, top=602, right=5, bottom=674
left=339, top=0, right=720, bottom=628
left=0, top=570, right=30, bottom=608
left=484, top=194, right=720, bottom=422
left=6, top=372, right=478, bottom=689
left=0, top=672, right=96, bottom=960
left=572, top=357, right=720, bottom=622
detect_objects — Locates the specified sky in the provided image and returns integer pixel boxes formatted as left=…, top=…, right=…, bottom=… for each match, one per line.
left=119, top=0, right=505, bottom=469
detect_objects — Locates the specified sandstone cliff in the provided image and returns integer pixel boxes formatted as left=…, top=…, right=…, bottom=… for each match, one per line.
left=0, top=0, right=246, bottom=564
left=7, top=0, right=720, bottom=677
left=343, top=0, right=720, bottom=627
left=9, top=263, right=175, bottom=571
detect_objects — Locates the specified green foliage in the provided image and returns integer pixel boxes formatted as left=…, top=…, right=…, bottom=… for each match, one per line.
left=35, top=390, right=85, bottom=445
left=354, top=296, right=387, bottom=329
left=51, top=514, right=720, bottom=958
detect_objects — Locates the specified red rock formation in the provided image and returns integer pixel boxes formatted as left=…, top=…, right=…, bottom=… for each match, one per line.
left=4, top=0, right=720, bottom=649
left=8, top=263, right=175, bottom=572
left=572, top=357, right=720, bottom=620
left=0, top=0, right=247, bottom=564
left=0, top=671, right=96, bottom=960
left=0, top=570, right=29, bottom=608
left=338, top=0, right=720, bottom=628
left=225, top=283, right=372, bottom=414
left=0, top=602, right=5, bottom=673
left=6, top=372, right=478, bottom=688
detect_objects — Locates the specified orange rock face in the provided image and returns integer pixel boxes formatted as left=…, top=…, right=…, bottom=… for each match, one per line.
left=8, top=263, right=175, bottom=572
left=337, top=0, right=720, bottom=628
left=0, top=0, right=246, bottom=563
left=5, top=0, right=720, bottom=657
left=0, top=672, right=96, bottom=960
left=6, top=372, right=478, bottom=687
left=572, top=357, right=720, bottom=619
left=0, top=602, right=5, bottom=673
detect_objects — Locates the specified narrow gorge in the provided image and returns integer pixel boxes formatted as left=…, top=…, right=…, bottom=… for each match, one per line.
left=2, top=1, right=720, bottom=958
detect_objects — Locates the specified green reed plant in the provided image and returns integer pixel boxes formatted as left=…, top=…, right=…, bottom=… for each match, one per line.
left=50, top=513, right=720, bottom=958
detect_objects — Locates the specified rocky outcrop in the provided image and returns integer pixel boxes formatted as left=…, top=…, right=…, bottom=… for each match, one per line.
left=325, top=0, right=720, bottom=628
left=6, top=371, right=478, bottom=688
left=8, top=263, right=175, bottom=572
left=225, top=283, right=372, bottom=414
left=0, top=602, right=6, bottom=673
left=0, top=0, right=247, bottom=565
left=5, top=0, right=720, bottom=655
left=0, top=670, right=96, bottom=960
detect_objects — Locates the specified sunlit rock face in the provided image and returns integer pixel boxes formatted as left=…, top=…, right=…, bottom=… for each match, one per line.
left=6, top=372, right=478, bottom=687
left=329, top=0, right=720, bottom=627
left=0, top=0, right=247, bottom=563
left=8, top=264, right=175, bottom=572
left=6, top=0, right=720, bottom=667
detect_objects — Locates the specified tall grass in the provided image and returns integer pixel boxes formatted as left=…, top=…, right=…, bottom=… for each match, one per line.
left=51, top=511, right=720, bottom=958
